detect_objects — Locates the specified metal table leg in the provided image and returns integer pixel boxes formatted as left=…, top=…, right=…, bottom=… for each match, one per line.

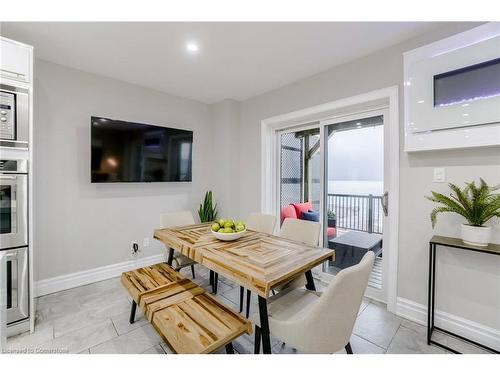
left=258, top=296, right=271, bottom=354
left=305, top=270, right=316, bottom=291
left=427, top=242, right=433, bottom=345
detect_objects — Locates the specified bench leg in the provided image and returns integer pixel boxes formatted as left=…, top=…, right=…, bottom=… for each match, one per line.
left=129, top=301, right=137, bottom=324
left=254, top=326, right=261, bottom=354
left=209, top=270, right=214, bottom=285
left=191, top=264, right=196, bottom=279
left=225, top=343, right=235, bottom=354
left=239, top=286, right=244, bottom=313
left=345, top=342, right=353, bottom=354
left=246, top=289, right=251, bottom=318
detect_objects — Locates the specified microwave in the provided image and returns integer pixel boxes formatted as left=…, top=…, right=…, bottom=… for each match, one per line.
left=0, top=84, right=29, bottom=149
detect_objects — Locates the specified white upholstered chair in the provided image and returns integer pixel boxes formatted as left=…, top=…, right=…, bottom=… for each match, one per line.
left=160, top=211, right=197, bottom=278
left=241, top=218, right=320, bottom=318
left=246, top=213, right=277, bottom=234
left=251, top=251, right=375, bottom=354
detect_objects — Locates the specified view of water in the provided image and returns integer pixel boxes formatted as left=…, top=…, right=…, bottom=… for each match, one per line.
left=328, top=180, right=383, bottom=196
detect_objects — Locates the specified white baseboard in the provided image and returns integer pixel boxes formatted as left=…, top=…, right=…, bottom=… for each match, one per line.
left=35, top=254, right=165, bottom=297
left=396, top=297, right=500, bottom=351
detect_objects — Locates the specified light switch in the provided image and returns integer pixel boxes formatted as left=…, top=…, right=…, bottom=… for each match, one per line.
left=433, top=168, right=446, bottom=183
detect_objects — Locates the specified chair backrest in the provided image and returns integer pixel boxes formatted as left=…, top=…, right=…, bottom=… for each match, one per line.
left=300, top=251, right=375, bottom=353
left=160, top=211, right=196, bottom=228
left=246, top=213, right=276, bottom=235
left=279, top=218, right=320, bottom=247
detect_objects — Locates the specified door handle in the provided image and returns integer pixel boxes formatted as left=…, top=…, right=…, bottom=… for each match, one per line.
left=381, top=191, right=389, bottom=216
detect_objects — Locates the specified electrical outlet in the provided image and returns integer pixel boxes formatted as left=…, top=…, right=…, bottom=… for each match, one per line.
left=143, top=237, right=150, bottom=247
left=131, top=241, right=140, bottom=257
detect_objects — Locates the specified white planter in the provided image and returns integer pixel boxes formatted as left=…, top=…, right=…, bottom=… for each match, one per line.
left=461, top=224, right=491, bottom=247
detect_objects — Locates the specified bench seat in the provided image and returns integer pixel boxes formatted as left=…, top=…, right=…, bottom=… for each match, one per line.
left=122, top=263, right=251, bottom=354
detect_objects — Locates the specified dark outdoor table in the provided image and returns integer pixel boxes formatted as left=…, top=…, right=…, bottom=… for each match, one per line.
left=328, top=231, right=383, bottom=269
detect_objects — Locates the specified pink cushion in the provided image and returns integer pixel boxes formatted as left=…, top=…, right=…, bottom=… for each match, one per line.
left=280, top=205, right=297, bottom=224
left=327, top=227, right=336, bottom=238
left=291, top=202, right=313, bottom=218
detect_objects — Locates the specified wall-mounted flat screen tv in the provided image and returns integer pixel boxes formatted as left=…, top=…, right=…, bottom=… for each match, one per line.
left=91, top=116, right=193, bottom=183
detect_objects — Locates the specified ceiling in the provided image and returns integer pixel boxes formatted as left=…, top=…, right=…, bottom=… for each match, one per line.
left=1, top=22, right=444, bottom=103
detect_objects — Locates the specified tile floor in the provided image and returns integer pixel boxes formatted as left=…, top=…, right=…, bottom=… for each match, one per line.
left=5, top=265, right=490, bottom=354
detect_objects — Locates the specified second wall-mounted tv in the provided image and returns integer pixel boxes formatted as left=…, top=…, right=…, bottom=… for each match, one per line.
left=91, top=116, right=193, bottom=183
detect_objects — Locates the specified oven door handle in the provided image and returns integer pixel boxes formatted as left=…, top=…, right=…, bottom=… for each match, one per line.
left=0, top=176, right=16, bottom=179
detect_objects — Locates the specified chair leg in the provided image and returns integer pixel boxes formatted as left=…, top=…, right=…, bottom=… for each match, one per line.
left=239, top=286, right=244, bottom=313
left=254, top=326, right=261, bottom=354
left=345, top=342, right=353, bottom=354
left=129, top=300, right=137, bottom=324
left=191, top=264, right=196, bottom=279
left=212, top=272, right=219, bottom=294
left=225, top=343, right=235, bottom=354
left=209, top=270, right=214, bottom=285
left=246, top=289, right=251, bottom=318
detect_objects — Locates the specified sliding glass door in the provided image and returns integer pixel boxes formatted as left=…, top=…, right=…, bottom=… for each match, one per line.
left=321, top=110, right=388, bottom=301
left=274, top=109, right=389, bottom=302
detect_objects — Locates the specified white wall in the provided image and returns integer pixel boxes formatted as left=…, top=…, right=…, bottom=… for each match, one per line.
left=237, top=22, right=500, bottom=333
left=34, top=60, right=213, bottom=281
left=209, top=99, right=241, bottom=219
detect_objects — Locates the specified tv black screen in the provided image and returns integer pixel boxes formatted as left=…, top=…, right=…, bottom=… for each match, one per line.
left=91, top=116, right=193, bottom=183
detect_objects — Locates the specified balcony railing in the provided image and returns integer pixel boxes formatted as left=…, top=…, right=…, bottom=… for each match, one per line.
left=327, top=193, right=383, bottom=234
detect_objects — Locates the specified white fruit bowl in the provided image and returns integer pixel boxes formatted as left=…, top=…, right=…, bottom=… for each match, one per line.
left=211, top=228, right=246, bottom=241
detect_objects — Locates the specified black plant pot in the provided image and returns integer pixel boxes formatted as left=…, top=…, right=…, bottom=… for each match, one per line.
left=328, top=218, right=336, bottom=228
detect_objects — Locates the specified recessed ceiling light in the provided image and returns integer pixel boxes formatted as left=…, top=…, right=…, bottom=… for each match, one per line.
left=186, top=42, right=199, bottom=53
left=356, top=122, right=361, bottom=126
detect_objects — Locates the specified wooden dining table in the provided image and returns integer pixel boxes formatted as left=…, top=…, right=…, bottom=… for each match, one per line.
left=153, top=223, right=335, bottom=354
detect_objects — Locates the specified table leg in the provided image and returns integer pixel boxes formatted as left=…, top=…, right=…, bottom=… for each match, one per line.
left=431, top=243, right=436, bottom=330
left=305, top=270, right=316, bottom=291
left=167, top=248, right=174, bottom=266
left=427, top=242, right=434, bottom=345
left=258, top=296, right=271, bottom=354
left=239, top=286, right=244, bottom=313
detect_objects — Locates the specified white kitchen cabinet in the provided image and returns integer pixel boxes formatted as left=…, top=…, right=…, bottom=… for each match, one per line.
left=0, top=37, right=32, bottom=83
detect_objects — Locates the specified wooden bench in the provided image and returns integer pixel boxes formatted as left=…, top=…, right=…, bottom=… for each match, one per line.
left=121, top=263, right=252, bottom=354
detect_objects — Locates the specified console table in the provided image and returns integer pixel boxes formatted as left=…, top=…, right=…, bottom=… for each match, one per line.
left=428, top=235, right=500, bottom=354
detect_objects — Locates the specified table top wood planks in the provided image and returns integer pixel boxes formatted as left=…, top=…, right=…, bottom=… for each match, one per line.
left=154, top=223, right=335, bottom=298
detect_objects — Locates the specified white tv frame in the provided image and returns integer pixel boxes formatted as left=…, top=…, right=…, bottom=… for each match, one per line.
left=404, top=22, right=500, bottom=152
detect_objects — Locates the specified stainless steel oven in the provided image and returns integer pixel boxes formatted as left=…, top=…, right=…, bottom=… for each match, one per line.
left=0, top=84, right=29, bottom=149
left=0, top=159, right=29, bottom=325
left=3, top=247, right=29, bottom=324
left=0, top=159, right=28, bottom=249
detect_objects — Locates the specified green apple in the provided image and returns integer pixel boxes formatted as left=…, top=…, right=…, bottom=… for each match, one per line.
left=218, top=228, right=225, bottom=233
left=224, top=220, right=234, bottom=228
left=235, top=224, right=245, bottom=232
left=211, top=223, right=220, bottom=232
left=224, top=227, right=234, bottom=233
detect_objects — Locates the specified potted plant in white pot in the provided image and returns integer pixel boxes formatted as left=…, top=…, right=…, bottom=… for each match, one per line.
left=427, top=179, right=500, bottom=246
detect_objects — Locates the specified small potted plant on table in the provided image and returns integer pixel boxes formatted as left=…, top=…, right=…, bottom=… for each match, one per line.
left=427, top=178, right=500, bottom=247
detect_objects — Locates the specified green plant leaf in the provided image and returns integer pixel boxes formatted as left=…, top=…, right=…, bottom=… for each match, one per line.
left=427, top=179, right=500, bottom=227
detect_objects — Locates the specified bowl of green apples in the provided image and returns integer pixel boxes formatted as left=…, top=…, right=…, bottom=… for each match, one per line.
left=210, top=219, right=247, bottom=241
